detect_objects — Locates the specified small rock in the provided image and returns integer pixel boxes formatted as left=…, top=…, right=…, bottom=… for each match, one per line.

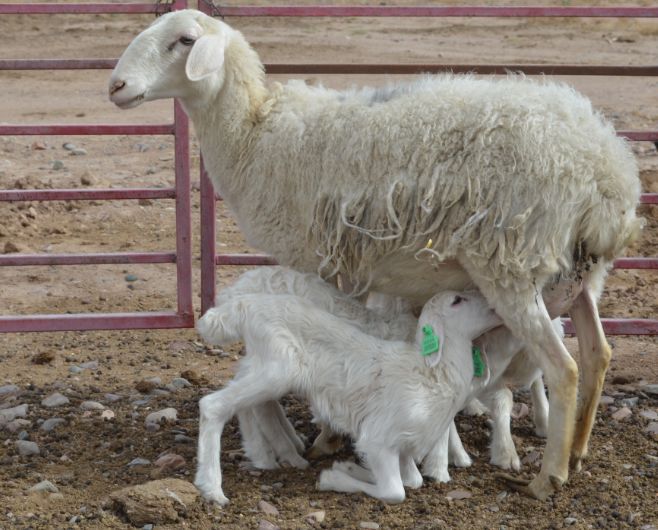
left=180, top=370, right=208, bottom=386
left=80, top=173, right=93, bottom=186
left=3, top=241, right=23, bottom=254
left=612, top=375, right=633, bottom=385
left=621, top=397, right=639, bottom=408
left=80, top=360, right=99, bottom=371
left=16, top=440, right=40, bottom=456
left=42, top=392, right=70, bottom=408
left=143, top=525, right=154, bottom=530
left=145, top=408, right=178, bottom=430
left=17, top=430, right=29, bottom=440
left=642, top=384, right=658, bottom=396
left=127, top=457, right=151, bottom=467
left=359, top=522, right=380, bottom=529
left=611, top=407, right=632, bottom=421
left=446, top=489, right=472, bottom=500
left=564, top=517, right=577, bottom=526
left=170, top=377, right=192, bottom=389
left=174, top=434, right=194, bottom=444
left=258, top=521, right=280, bottom=530
left=258, top=500, right=279, bottom=516
left=125, top=274, right=138, bottom=282
left=101, top=410, right=115, bottom=421
left=80, top=401, right=105, bottom=411
left=306, top=510, right=325, bottom=524
left=0, top=384, right=20, bottom=395
left=32, top=351, right=55, bottom=365
left=62, top=142, right=77, bottom=151
left=31, top=141, right=47, bottom=150
left=28, top=480, right=59, bottom=494
left=135, top=379, right=157, bottom=394
left=138, top=198, right=153, bottom=206
left=104, top=393, right=123, bottom=403
left=109, top=478, right=199, bottom=526
left=645, top=422, right=658, bottom=436
left=69, top=365, right=83, bottom=374
left=640, top=410, right=658, bottom=421
left=52, top=160, right=64, bottom=171
left=5, top=419, right=31, bottom=433
left=41, top=418, right=66, bottom=432
left=154, top=453, right=186, bottom=473
left=0, top=404, right=28, bottom=424
left=599, top=395, right=615, bottom=407
left=70, top=148, right=87, bottom=156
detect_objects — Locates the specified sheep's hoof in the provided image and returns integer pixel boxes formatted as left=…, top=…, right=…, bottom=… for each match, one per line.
left=495, top=473, right=562, bottom=501
left=200, top=492, right=230, bottom=508
left=569, top=454, right=583, bottom=472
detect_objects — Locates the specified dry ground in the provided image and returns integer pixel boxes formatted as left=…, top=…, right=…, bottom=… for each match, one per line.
left=0, top=1, right=657, bottom=529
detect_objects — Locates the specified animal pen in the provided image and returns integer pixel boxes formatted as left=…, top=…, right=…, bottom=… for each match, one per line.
left=0, top=1, right=656, bottom=336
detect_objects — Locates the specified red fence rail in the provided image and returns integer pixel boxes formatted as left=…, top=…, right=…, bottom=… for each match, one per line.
left=198, top=2, right=658, bottom=335
left=0, top=0, right=193, bottom=333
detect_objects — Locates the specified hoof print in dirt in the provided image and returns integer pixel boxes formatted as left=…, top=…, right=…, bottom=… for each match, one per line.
left=109, top=478, right=199, bottom=526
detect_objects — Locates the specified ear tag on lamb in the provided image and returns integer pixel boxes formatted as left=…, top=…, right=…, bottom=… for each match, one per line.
left=421, top=325, right=440, bottom=357
left=472, top=346, right=485, bottom=378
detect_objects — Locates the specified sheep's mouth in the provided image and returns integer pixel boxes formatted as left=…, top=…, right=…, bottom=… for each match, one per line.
left=113, top=93, right=145, bottom=109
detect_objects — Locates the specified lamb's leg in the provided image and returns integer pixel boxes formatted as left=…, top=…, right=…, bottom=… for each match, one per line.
left=252, top=401, right=309, bottom=469
left=331, top=461, right=374, bottom=482
left=568, top=287, right=611, bottom=472
left=448, top=421, right=472, bottom=468
left=530, top=376, right=549, bottom=438
left=481, top=387, right=521, bottom=471
left=465, top=272, right=578, bottom=500
left=195, top=375, right=284, bottom=506
left=420, top=427, right=451, bottom=482
left=317, top=446, right=405, bottom=503
left=462, top=398, right=488, bottom=416
left=399, top=453, right=423, bottom=489
left=307, top=422, right=344, bottom=459
left=238, top=408, right=279, bottom=470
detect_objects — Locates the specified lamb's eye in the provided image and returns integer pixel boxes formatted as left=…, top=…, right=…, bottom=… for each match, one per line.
left=451, top=295, right=465, bottom=306
left=179, top=36, right=195, bottom=46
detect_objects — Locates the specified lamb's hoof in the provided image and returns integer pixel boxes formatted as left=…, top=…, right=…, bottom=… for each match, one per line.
left=569, top=454, right=583, bottom=472
left=495, top=473, right=562, bottom=501
left=490, top=453, right=521, bottom=472
left=280, top=454, right=310, bottom=470
left=421, top=468, right=451, bottom=484
left=199, top=490, right=230, bottom=508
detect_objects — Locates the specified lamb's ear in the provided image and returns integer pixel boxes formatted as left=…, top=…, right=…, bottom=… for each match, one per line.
left=418, top=321, right=445, bottom=368
left=185, top=33, right=227, bottom=81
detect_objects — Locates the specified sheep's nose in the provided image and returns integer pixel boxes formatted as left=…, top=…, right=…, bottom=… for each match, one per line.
left=109, top=80, right=126, bottom=95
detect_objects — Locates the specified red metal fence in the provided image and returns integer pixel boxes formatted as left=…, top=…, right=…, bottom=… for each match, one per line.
left=0, top=2, right=656, bottom=335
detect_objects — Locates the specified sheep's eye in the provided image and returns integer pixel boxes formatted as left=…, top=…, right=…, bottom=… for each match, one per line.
left=451, top=295, right=465, bottom=306
left=179, top=36, right=195, bottom=46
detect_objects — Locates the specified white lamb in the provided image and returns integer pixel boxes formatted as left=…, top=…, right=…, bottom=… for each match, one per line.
left=110, top=10, right=642, bottom=499
left=195, top=289, right=501, bottom=504
left=201, top=266, right=555, bottom=480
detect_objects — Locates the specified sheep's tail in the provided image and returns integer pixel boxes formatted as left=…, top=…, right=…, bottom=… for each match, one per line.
left=197, top=301, right=245, bottom=345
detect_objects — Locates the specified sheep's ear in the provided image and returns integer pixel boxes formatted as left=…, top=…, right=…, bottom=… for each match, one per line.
left=185, top=33, right=227, bottom=81
left=419, top=321, right=445, bottom=368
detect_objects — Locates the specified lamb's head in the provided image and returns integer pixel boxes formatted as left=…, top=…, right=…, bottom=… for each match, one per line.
left=109, top=9, right=233, bottom=109
left=416, top=291, right=501, bottom=367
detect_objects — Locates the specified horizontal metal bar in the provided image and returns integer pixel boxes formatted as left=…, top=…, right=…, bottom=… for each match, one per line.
left=0, top=311, right=194, bottom=333
left=641, top=193, right=658, bottom=205
left=0, top=252, right=176, bottom=267
left=563, top=318, right=658, bottom=335
left=0, top=124, right=174, bottom=136
left=216, top=253, right=278, bottom=266
left=619, top=131, right=658, bottom=141
left=613, top=257, right=658, bottom=270
left=263, top=64, right=658, bottom=76
left=0, top=59, right=117, bottom=70
left=0, top=3, right=164, bottom=15
left=0, top=188, right=176, bottom=202
left=3, top=60, right=657, bottom=78
left=214, top=6, right=658, bottom=18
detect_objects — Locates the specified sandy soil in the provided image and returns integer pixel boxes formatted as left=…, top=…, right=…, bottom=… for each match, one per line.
left=0, top=1, right=657, bottom=529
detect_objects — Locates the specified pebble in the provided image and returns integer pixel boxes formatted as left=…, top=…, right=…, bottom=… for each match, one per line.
left=5, top=419, right=31, bottom=433
left=80, top=360, right=99, bottom=371
left=611, top=407, right=632, bottom=421
left=258, top=500, right=279, bottom=516
left=258, top=521, right=280, bottom=530
left=446, top=489, right=472, bottom=500
left=41, top=418, right=66, bottom=432
left=359, top=522, right=380, bottom=529
left=142, top=525, right=154, bottom=530
left=52, top=160, right=64, bottom=170
left=645, top=422, right=658, bottom=436
left=642, top=384, right=658, bottom=396
left=170, top=377, right=192, bottom=389
left=599, top=395, right=615, bottom=407
left=69, top=366, right=83, bottom=374
left=105, top=393, right=123, bottom=403
left=145, top=408, right=178, bottom=430
left=640, top=410, right=658, bottom=421
left=28, top=480, right=59, bottom=494
left=125, top=274, right=138, bottom=282
left=154, top=453, right=186, bottom=472
left=80, top=401, right=105, bottom=411
left=127, top=457, right=150, bottom=467
left=101, top=410, right=115, bottom=421
left=80, top=173, right=93, bottom=186
left=0, top=384, right=20, bottom=395
left=564, top=517, right=578, bottom=526
left=62, top=142, right=77, bottom=151
left=0, top=404, right=28, bottom=424
left=16, top=440, right=40, bottom=456
left=621, top=397, right=639, bottom=408
left=70, top=148, right=87, bottom=156
left=42, top=392, right=70, bottom=408
left=174, top=434, right=194, bottom=444
left=17, top=430, right=29, bottom=441
left=306, top=510, right=325, bottom=524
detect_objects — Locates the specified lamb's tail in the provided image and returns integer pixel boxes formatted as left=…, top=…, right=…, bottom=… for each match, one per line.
left=197, top=300, right=245, bottom=345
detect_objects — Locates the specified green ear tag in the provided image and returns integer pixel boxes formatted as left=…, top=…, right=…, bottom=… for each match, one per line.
left=421, top=325, right=440, bottom=357
left=472, top=346, right=485, bottom=378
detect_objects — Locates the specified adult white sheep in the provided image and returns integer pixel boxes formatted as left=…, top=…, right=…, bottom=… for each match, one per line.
left=110, top=9, right=643, bottom=499
left=195, top=289, right=501, bottom=504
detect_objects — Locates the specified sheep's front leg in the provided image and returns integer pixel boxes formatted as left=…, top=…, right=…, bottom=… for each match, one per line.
left=530, top=376, right=549, bottom=438
left=568, top=287, right=611, bottom=472
left=481, top=387, right=520, bottom=471
left=317, top=446, right=405, bottom=503
left=448, top=421, right=472, bottom=468
left=399, top=453, right=423, bottom=489
left=420, top=427, right=451, bottom=482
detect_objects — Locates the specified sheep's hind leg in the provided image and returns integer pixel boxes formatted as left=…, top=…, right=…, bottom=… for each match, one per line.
left=195, top=375, right=286, bottom=506
left=317, top=446, right=405, bottom=503
left=252, top=401, right=309, bottom=469
left=307, top=423, right=344, bottom=459
left=464, top=271, right=578, bottom=500
left=238, top=408, right=279, bottom=470
left=568, top=287, right=611, bottom=472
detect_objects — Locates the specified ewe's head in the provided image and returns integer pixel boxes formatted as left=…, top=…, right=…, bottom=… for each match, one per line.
left=416, top=291, right=501, bottom=367
left=109, top=9, right=232, bottom=109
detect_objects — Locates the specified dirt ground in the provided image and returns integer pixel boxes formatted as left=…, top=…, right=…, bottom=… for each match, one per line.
left=0, top=1, right=657, bottom=528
